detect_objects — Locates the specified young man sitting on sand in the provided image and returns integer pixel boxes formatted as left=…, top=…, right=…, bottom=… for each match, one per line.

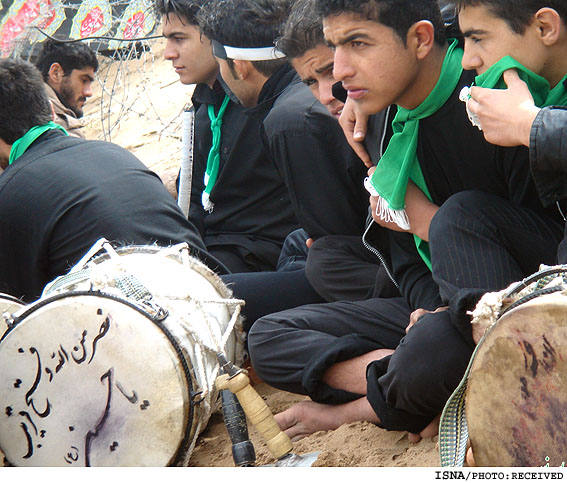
left=247, top=0, right=561, bottom=443
left=157, top=0, right=299, bottom=274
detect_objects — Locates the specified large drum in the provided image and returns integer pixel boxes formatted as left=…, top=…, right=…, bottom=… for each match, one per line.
left=440, top=266, right=567, bottom=467
left=0, top=240, right=244, bottom=466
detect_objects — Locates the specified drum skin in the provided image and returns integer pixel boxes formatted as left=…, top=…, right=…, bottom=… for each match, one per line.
left=0, top=293, right=192, bottom=467
left=466, top=292, right=567, bottom=466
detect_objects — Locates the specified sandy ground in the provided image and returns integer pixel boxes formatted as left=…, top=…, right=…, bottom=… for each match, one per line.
left=189, top=382, right=439, bottom=467
left=76, top=38, right=440, bottom=468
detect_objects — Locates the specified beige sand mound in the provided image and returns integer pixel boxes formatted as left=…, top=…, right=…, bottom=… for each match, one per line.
left=189, top=383, right=439, bottom=467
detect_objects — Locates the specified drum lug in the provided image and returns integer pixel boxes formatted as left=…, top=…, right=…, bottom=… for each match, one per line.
left=140, top=299, right=169, bottom=322
left=190, top=390, right=204, bottom=405
left=2, top=313, right=17, bottom=333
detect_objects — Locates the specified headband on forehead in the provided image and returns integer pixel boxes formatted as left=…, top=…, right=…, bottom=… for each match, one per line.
left=212, top=39, right=286, bottom=61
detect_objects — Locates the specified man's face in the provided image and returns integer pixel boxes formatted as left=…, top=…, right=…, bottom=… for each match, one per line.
left=459, top=4, right=545, bottom=76
left=57, top=66, right=95, bottom=118
left=163, top=13, right=219, bottom=86
left=291, top=44, right=344, bottom=118
left=323, top=13, right=421, bottom=115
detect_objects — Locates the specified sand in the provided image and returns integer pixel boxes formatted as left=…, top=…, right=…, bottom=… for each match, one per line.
left=188, top=382, right=439, bottom=467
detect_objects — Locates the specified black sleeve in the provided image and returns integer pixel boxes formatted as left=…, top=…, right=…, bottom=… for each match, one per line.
left=389, top=231, right=442, bottom=311
left=265, top=106, right=369, bottom=239
left=529, top=106, right=567, bottom=207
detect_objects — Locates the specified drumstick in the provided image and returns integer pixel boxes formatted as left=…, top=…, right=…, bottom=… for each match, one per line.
left=220, top=389, right=256, bottom=466
left=215, top=354, right=293, bottom=460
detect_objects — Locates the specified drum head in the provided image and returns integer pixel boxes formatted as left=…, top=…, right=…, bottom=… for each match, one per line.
left=0, top=292, right=194, bottom=467
left=466, top=292, right=567, bottom=466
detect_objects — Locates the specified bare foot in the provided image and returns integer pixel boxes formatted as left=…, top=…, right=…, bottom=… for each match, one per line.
left=275, top=401, right=342, bottom=441
left=275, top=397, right=379, bottom=442
left=408, top=413, right=440, bottom=443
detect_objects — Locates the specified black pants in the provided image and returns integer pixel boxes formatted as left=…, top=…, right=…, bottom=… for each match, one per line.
left=430, top=191, right=562, bottom=305
left=222, top=229, right=324, bottom=332
left=249, top=191, right=562, bottom=433
left=305, top=235, right=399, bottom=302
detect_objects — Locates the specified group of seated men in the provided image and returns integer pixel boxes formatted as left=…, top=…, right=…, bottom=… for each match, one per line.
left=0, top=0, right=566, bottom=451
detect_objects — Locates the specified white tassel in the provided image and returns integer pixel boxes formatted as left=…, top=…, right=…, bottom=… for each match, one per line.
left=364, top=176, right=411, bottom=230
left=201, top=191, right=214, bottom=213
left=376, top=195, right=411, bottom=230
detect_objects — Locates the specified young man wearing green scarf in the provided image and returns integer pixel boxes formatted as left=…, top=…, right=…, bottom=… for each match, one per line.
left=247, top=0, right=562, bottom=442
left=0, top=58, right=217, bottom=302
left=157, top=0, right=299, bottom=274
left=456, top=0, right=567, bottom=264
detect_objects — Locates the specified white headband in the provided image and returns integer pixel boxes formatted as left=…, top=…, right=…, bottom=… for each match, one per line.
left=223, top=45, right=286, bottom=61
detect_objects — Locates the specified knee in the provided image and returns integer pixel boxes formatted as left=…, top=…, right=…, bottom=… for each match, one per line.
left=247, top=317, right=271, bottom=366
left=380, top=314, right=472, bottom=415
left=429, top=190, right=494, bottom=247
left=305, top=237, right=329, bottom=285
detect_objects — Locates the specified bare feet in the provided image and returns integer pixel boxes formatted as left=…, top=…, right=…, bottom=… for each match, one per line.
left=408, top=413, right=440, bottom=443
left=275, top=397, right=379, bottom=442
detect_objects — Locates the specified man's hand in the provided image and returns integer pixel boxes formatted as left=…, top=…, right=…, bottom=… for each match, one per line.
left=367, top=167, right=438, bottom=240
left=339, top=97, right=372, bottom=167
left=406, top=306, right=448, bottom=333
left=468, top=69, right=540, bottom=147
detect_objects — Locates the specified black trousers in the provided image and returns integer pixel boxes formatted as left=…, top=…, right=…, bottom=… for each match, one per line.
left=248, top=191, right=562, bottom=433
left=305, top=235, right=399, bottom=302
left=222, top=229, right=324, bottom=332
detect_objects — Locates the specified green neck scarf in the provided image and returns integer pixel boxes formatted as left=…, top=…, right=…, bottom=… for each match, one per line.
left=9, top=122, right=68, bottom=166
left=369, top=39, right=463, bottom=270
left=202, top=94, right=231, bottom=213
left=474, top=55, right=567, bottom=107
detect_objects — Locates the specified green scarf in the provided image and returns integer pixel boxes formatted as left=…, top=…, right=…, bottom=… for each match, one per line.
left=474, top=55, right=567, bottom=107
left=369, top=39, right=463, bottom=270
left=202, top=94, right=231, bottom=212
left=9, top=122, right=68, bottom=166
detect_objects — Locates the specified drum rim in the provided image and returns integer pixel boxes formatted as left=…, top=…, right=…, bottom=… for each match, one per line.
left=2, top=290, right=196, bottom=467
left=0, top=293, right=24, bottom=305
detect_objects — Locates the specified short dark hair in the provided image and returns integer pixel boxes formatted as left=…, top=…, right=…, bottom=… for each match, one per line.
left=35, top=39, right=98, bottom=81
left=277, top=0, right=324, bottom=60
left=454, top=0, right=567, bottom=34
left=198, top=0, right=289, bottom=76
left=0, top=59, right=52, bottom=144
left=154, top=0, right=207, bottom=26
left=316, top=0, right=447, bottom=45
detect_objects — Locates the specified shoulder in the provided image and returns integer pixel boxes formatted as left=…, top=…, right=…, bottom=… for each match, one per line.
left=263, top=81, right=337, bottom=137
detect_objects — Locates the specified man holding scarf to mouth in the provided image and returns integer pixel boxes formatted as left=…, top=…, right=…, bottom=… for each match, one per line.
left=248, top=0, right=562, bottom=442
left=454, top=0, right=567, bottom=267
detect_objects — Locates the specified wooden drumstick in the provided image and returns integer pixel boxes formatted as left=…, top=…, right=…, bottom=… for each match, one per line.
left=216, top=372, right=293, bottom=460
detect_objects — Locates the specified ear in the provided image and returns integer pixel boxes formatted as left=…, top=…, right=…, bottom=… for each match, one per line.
left=0, top=138, right=11, bottom=170
left=407, top=20, right=436, bottom=60
left=232, top=59, right=252, bottom=80
left=47, top=62, right=64, bottom=85
left=533, top=7, right=562, bottom=46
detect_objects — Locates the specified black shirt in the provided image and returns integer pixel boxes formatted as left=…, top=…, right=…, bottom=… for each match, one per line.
left=246, top=64, right=370, bottom=240
left=189, top=80, right=299, bottom=270
left=372, top=69, right=562, bottom=310
left=0, top=131, right=210, bottom=301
